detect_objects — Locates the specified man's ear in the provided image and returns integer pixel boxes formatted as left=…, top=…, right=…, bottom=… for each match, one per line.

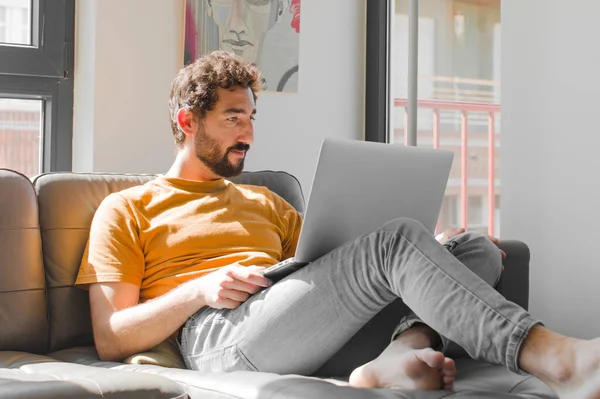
left=176, top=108, right=197, bottom=139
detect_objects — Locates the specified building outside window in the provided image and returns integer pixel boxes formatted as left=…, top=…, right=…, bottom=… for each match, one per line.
left=366, top=0, right=501, bottom=237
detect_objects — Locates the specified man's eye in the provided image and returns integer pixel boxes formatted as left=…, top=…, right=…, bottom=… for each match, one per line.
left=227, top=117, right=238, bottom=122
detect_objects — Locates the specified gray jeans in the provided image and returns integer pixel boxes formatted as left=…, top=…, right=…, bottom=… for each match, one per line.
left=179, top=217, right=541, bottom=376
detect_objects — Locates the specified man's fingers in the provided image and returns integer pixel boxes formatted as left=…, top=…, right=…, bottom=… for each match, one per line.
left=213, top=295, right=241, bottom=309
left=228, top=267, right=272, bottom=287
left=218, top=287, right=250, bottom=303
left=487, top=234, right=499, bottom=244
left=450, top=228, right=466, bottom=237
left=221, top=278, right=262, bottom=295
left=483, top=235, right=505, bottom=258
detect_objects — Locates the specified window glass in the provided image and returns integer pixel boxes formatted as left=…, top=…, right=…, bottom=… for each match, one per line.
left=0, top=98, right=42, bottom=177
left=391, top=0, right=501, bottom=236
left=0, top=0, right=32, bottom=46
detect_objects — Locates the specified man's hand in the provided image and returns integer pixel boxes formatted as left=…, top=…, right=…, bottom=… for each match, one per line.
left=485, top=234, right=507, bottom=260
left=196, top=265, right=272, bottom=310
left=435, top=228, right=466, bottom=244
left=436, top=227, right=506, bottom=260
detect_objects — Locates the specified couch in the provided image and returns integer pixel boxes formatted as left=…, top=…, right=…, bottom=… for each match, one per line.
left=0, top=168, right=558, bottom=398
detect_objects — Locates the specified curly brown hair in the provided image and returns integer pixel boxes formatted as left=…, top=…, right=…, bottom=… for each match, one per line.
left=169, top=51, right=263, bottom=146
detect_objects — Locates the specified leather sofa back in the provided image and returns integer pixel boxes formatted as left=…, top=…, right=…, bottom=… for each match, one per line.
left=230, top=171, right=305, bottom=214
left=33, top=171, right=305, bottom=352
left=33, top=173, right=157, bottom=352
left=0, top=169, right=48, bottom=354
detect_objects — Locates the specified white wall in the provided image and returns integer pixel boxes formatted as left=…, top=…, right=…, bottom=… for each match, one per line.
left=73, top=0, right=365, bottom=195
left=73, top=0, right=184, bottom=174
left=502, top=1, right=600, bottom=338
left=247, top=0, right=365, bottom=194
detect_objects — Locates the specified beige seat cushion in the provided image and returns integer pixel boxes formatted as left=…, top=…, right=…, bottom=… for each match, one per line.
left=124, top=338, right=185, bottom=369
left=0, top=351, right=186, bottom=399
left=51, top=346, right=558, bottom=399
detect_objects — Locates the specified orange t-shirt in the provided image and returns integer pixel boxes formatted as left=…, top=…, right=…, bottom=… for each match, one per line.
left=75, top=176, right=302, bottom=303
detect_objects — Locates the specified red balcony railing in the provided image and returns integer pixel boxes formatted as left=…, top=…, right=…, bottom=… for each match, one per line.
left=394, top=98, right=501, bottom=236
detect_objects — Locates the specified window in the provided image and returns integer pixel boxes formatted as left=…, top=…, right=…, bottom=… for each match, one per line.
left=0, top=3, right=31, bottom=45
left=0, top=7, right=6, bottom=43
left=0, top=98, right=41, bottom=176
left=0, top=0, right=74, bottom=178
left=366, top=0, right=501, bottom=236
left=467, top=195, right=483, bottom=225
left=440, top=195, right=458, bottom=228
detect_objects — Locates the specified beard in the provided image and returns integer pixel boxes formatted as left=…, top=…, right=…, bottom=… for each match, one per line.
left=194, top=126, right=250, bottom=178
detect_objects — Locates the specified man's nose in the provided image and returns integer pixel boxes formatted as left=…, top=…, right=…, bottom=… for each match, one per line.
left=239, top=119, right=254, bottom=145
left=229, top=0, right=248, bottom=34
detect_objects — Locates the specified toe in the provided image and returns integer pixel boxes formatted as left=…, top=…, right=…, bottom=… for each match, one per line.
left=442, top=374, right=455, bottom=391
left=415, top=348, right=445, bottom=369
left=348, top=364, right=378, bottom=389
left=443, top=375, right=455, bottom=384
left=442, top=357, right=457, bottom=376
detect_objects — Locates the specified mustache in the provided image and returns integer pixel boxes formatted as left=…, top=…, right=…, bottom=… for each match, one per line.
left=227, top=143, right=250, bottom=153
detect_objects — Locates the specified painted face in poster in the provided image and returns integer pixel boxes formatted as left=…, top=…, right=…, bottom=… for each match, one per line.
left=185, top=0, right=300, bottom=92
left=209, top=0, right=281, bottom=63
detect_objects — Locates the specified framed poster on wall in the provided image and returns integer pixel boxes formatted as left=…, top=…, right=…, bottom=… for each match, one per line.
left=184, top=0, right=301, bottom=93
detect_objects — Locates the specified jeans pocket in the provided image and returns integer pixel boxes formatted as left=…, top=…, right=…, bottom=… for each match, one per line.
left=184, top=344, right=258, bottom=373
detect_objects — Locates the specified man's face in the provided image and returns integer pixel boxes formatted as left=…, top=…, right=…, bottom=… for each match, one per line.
left=194, top=86, right=256, bottom=178
left=207, top=0, right=279, bottom=63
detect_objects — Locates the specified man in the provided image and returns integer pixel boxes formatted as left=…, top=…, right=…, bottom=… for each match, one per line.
left=76, top=51, right=600, bottom=397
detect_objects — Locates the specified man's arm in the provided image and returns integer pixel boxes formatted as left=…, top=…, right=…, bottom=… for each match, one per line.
left=89, top=280, right=201, bottom=361
left=90, top=265, right=271, bottom=361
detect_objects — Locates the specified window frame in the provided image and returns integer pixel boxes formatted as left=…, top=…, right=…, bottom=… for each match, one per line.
left=366, top=0, right=422, bottom=146
left=365, top=0, right=391, bottom=144
left=0, top=0, right=74, bottom=174
left=0, top=0, right=71, bottom=78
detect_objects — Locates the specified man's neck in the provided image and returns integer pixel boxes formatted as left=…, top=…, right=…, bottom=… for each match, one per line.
left=166, top=151, right=222, bottom=182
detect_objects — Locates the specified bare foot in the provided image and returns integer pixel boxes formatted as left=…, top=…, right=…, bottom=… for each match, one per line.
left=544, top=338, right=600, bottom=399
left=349, top=344, right=456, bottom=391
left=519, top=326, right=600, bottom=399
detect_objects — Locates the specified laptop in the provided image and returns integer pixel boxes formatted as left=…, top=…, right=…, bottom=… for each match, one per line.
left=262, top=138, right=454, bottom=282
